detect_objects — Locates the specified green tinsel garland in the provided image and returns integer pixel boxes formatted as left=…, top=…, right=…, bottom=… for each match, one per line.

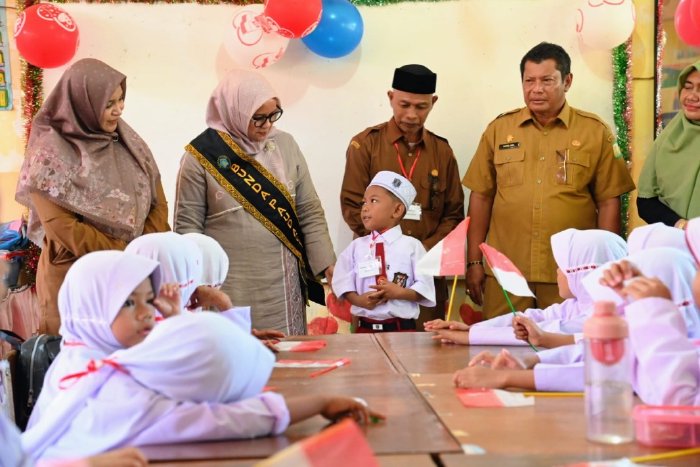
left=612, top=42, right=632, bottom=238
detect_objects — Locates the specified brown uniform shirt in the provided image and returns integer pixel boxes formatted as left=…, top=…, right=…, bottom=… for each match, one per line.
left=463, top=103, right=635, bottom=284
left=32, top=180, right=170, bottom=334
left=341, top=118, right=465, bottom=250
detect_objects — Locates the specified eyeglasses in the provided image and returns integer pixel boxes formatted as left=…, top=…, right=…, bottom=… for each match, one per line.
left=251, top=107, right=283, bottom=128
left=555, top=149, right=568, bottom=184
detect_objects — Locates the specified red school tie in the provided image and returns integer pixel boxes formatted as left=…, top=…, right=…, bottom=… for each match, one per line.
left=375, top=241, right=387, bottom=284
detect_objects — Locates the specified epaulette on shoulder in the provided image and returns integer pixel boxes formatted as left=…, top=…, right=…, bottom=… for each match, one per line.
left=572, top=108, right=608, bottom=127
left=495, top=108, right=522, bottom=119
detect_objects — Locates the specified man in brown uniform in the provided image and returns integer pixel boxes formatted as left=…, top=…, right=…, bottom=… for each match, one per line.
left=340, top=64, right=465, bottom=326
left=463, top=42, right=635, bottom=319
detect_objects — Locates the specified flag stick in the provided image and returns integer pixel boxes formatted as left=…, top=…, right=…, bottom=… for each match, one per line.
left=500, top=287, right=538, bottom=352
left=446, top=275, right=458, bottom=322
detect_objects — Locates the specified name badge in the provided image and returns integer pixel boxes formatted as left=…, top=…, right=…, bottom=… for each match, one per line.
left=405, top=202, right=422, bottom=221
left=358, top=259, right=381, bottom=278
left=498, top=142, right=520, bottom=150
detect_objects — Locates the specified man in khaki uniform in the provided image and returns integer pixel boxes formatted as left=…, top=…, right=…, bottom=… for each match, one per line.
left=340, top=65, right=465, bottom=326
left=463, top=42, right=635, bottom=319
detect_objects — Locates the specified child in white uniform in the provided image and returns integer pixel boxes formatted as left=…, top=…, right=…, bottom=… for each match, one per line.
left=333, top=171, right=435, bottom=332
left=22, top=313, right=384, bottom=461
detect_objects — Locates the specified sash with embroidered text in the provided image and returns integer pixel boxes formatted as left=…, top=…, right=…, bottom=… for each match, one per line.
left=186, top=128, right=325, bottom=305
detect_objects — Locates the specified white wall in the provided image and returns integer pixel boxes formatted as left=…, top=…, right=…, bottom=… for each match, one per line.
left=42, top=0, right=615, bottom=253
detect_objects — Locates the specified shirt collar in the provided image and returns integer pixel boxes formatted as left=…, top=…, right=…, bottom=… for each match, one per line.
left=372, top=224, right=403, bottom=244
left=517, top=102, right=571, bottom=129
left=387, top=117, right=426, bottom=145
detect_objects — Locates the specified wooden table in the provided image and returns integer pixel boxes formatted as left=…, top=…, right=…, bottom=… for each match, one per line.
left=144, top=334, right=460, bottom=462
left=375, top=331, right=534, bottom=374
left=144, top=332, right=700, bottom=465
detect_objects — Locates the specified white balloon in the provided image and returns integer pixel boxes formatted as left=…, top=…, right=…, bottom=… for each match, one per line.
left=223, top=5, right=290, bottom=69
left=576, top=0, right=636, bottom=50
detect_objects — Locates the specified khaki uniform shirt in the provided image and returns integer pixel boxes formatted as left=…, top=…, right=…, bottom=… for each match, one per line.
left=462, top=104, right=635, bottom=284
left=341, top=118, right=465, bottom=250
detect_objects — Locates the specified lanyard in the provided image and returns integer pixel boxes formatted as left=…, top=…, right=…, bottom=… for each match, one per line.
left=394, top=142, right=421, bottom=181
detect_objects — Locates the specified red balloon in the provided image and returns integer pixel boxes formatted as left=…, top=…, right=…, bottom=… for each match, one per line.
left=263, top=0, right=322, bottom=38
left=692, top=0, right=700, bottom=31
left=676, top=0, right=700, bottom=47
left=14, top=4, right=79, bottom=68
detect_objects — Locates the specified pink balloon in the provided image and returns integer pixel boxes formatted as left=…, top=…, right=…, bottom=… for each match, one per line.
left=676, top=0, right=700, bottom=47
left=223, top=5, right=289, bottom=69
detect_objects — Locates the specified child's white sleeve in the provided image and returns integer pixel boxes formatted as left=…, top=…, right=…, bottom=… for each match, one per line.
left=533, top=362, right=584, bottom=392
left=332, top=243, right=357, bottom=299
left=627, top=297, right=700, bottom=406
left=409, top=243, right=435, bottom=307
left=220, top=306, right=252, bottom=333
left=133, top=392, right=290, bottom=445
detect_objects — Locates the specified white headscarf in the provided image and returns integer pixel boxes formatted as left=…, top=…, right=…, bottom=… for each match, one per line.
left=125, top=232, right=203, bottom=308
left=58, top=250, right=161, bottom=352
left=22, top=312, right=274, bottom=458
left=685, top=217, right=700, bottom=265
left=586, top=247, right=699, bottom=338
left=627, top=223, right=689, bottom=255
left=183, top=233, right=229, bottom=289
left=27, top=251, right=161, bottom=430
left=551, top=229, right=628, bottom=303
left=546, top=229, right=628, bottom=323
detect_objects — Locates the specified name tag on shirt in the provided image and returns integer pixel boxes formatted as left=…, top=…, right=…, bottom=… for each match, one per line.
left=405, top=203, right=422, bottom=221
left=358, top=259, right=382, bottom=278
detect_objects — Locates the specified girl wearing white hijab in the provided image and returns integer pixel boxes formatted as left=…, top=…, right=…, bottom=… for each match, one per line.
left=426, top=229, right=627, bottom=346
left=0, top=257, right=148, bottom=467
left=626, top=222, right=689, bottom=255
left=26, top=250, right=179, bottom=430
left=125, top=231, right=203, bottom=310
left=22, top=313, right=383, bottom=461
left=597, top=223, right=700, bottom=405
left=454, top=247, right=700, bottom=393
left=183, top=232, right=284, bottom=341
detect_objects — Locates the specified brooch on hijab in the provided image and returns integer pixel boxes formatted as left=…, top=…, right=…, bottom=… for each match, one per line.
left=264, top=141, right=276, bottom=152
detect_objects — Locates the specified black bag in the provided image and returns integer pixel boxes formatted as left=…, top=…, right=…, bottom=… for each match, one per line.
left=0, top=330, right=61, bottom=430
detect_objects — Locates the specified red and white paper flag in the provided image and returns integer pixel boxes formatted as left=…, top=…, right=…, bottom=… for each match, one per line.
left=417, top=218, right=470, bottom=276
left=256, top=419, right=379, bottom=467
left=479, top=243, right=534, bottom=298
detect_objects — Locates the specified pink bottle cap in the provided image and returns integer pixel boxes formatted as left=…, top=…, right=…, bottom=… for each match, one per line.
left=584, top=301, right=628, bottom=365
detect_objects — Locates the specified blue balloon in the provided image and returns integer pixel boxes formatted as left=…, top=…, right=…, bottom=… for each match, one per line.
left=302, top=0, right=364, bottom=59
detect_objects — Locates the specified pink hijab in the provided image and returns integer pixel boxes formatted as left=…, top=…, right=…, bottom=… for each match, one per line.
left=205, top=69, right=280, bottom=155
left=16, top=58, right=160, bottom=245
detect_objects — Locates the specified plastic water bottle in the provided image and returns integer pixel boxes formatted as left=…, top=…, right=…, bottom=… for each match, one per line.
left=584, top=301, right=634, bottom=444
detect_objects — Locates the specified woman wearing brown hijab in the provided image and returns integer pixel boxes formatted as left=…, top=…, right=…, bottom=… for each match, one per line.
left=15, top=58, right=170, bottom=334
